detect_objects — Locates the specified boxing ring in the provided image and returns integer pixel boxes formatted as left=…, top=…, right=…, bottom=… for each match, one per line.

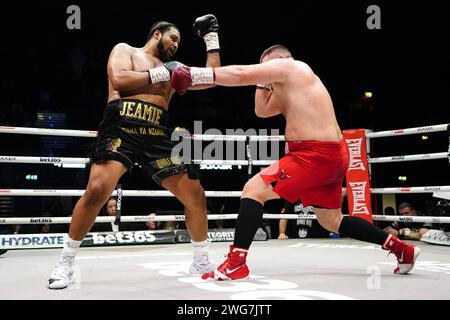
left=1, top=123, right=450, bottom=300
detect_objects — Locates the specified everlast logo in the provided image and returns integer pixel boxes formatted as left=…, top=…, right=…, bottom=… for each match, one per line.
left=346, top=138, right=366, bottom=171
left=30, top=218, right=53, bottom=223
left=418, top=126, right=433, bottom=132
left=119, top=101, right=163, bottom=125
left=40, top=158, right=61, bottom=163
left=424, top=187, right=441, bottom=192
left=0, top=156, right=16, bottom=161
left=350, top=181, right=370, bottom=215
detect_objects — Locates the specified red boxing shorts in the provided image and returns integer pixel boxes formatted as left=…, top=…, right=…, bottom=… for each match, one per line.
left=260, top=139, right=349, bottom=208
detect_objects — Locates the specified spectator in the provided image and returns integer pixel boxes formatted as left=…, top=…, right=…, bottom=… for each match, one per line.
left=214, top=219, right=225, bottom=229
left=105, top=197, right=117, bottom=217
left=103, top=197, right=120, bottom=232
left=12, top=224, right=21, bottom=234
left=146, top=213, right=159, bottom=231
left=41, top=223, right=52, bottom=233
left=278, top=200, right=329, bottom=240
left=384, top=202, right=431, bottom=240
left=99, top=197, right=136, bottom=232
left=376, top=206, right=396, bottom=229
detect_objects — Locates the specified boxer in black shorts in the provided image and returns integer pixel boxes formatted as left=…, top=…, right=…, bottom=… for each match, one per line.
left=48, top=15, right=221, bottom=289
left=92, top=99, right=197, bottom=184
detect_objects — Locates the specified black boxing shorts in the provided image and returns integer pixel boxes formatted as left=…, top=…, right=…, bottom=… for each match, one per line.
left=90, top=99, right=199, bottom=185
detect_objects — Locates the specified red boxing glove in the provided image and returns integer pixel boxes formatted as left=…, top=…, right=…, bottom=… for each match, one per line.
left=170, top=65, right=192, bottom=95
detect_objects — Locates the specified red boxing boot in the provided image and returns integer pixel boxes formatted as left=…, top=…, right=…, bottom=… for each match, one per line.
left=202, top=246, right=250, bottom=281
left=382, top=234, right=421, bottom=274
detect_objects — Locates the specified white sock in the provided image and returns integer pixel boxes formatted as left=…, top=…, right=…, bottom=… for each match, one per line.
left=62, top=236, right=82, bottom=257
left=191, top=239, right=209, bottom=258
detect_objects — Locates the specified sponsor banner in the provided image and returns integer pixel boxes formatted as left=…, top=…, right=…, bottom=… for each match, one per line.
left=417, top=126, right=433, bottom=132
left=433, top=192, right=450, bottom=200
left=208, top=229, right=235, bottom=242
left=420, top=229, right=450, bottom=246
left=175, top=228, right=268, bottom=243
left=29, top=217, right=54, bottom=224
left=343, top=129, right=373, bottom=223
left=175, top=229, right=192, bottom=243
left=0, top=231, right=176, bottom=249
left=40, top=157, right=62, bottom=163
left=0, top=233, right=66, bottom=249
left=200, top=164, right=233, bottom=170
left=83, top=230, right=175, bottom=247
left=398, top=216, right=414, bottom=223
left=176, top=229, right=236, bottom=243
left=424, top=187, right=441, bottom=192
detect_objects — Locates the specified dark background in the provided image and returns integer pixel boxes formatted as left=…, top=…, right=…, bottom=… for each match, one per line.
left=0, top=1, right=448, bottom=228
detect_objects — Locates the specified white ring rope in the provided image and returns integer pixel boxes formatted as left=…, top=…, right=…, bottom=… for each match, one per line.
left=2, top=124, right=447, bottom=139
left=1, top=186, right=449, bottom=197
left=0, top=189, right=242, bottom=197
left=1, top=214, right=450, bottom=225
left=2, top=124, right=449, bottom=228
left=190, top=134, right=286, bottom=142
left=366, top=124, right=448, bottom=139
left=0, top=125, right=286, bottom=141
left=368, top=152, right=448, bottom=163
left=0, top=126, right=97, bottom=137
left=0, top=156, right=276, bottom=166
left=370, top=186, right=450, bottom=193
left=1, top=124, right=448, bottom=167
left=1, top=153, right=448, bottom=166
left=0, top=156, right=90, bottom=165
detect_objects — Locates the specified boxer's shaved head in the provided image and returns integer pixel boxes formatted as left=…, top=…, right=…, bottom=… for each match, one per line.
left=260, top=45, right=292, bottom=63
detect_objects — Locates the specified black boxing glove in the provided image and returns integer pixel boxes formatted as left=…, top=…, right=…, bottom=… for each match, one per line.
left=193, top=14, right=219, bottom=37
left=192, top=14, right=220, bottom=52
left=164, top=61, right=186, bottom=73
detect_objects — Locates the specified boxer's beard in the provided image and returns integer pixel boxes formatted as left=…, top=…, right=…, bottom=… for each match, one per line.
left=157, top=39, right=171, bottom=62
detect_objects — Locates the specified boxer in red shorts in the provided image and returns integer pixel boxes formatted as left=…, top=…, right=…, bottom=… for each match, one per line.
left=260, top=139, right=349, bottom=208
left=170, top=45, right=421, bottom=280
